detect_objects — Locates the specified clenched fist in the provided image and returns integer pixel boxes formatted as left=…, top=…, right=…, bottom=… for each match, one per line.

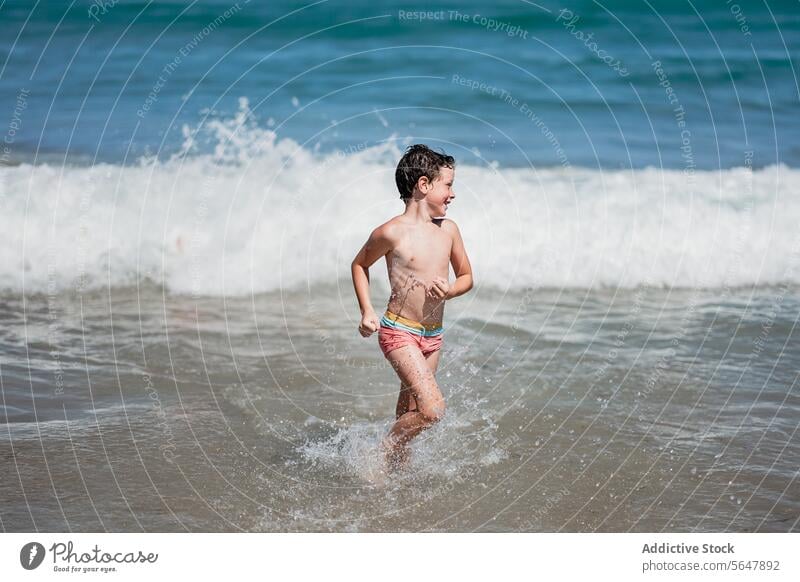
left=358, top=311, right=380, bottom=337
left=427, top=276, right=451, bottom=300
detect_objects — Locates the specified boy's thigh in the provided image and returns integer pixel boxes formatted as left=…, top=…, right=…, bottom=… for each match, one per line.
left=400, top=348, right=440, bottom=385
left=397, top=350, right=440, bottom=411
left=424, top=349, right=441, bottom=375
left=386, top=345, right=444, bottom=412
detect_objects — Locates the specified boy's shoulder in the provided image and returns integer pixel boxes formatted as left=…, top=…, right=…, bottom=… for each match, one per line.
left=438, top=218, right=461, bottom=237
left=368, top=216, right=405, bottom=249
left=373, top=216, right=404, bottom=237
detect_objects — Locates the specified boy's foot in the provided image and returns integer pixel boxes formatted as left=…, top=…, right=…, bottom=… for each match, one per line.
left=361, top=460, right=388, bottom=487
left=389, top=445, right=411, bottom=471
left=381, top=437, right=411, bottom=473
left=355, top=445, right=387, bottom=486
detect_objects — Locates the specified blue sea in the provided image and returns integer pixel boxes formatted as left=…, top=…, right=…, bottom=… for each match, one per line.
left=3, top=0, right=800, bottom=168
left=0, top=1, right=798, bottom=532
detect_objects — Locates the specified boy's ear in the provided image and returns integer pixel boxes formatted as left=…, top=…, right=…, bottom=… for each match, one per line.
left=417, top=175, right=431, bottom=193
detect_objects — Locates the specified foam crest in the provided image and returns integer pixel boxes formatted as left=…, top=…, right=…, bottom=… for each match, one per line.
left=1, top=101, right=798, bottom=294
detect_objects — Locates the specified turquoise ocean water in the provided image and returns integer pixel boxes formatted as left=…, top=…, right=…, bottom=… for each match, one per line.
left=2, top=0, right=799, bottom=169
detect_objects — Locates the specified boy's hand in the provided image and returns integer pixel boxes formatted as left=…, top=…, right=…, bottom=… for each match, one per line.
left=358, top=311, right=380, bottom=337
left=428, top=276, right=451, bottom=300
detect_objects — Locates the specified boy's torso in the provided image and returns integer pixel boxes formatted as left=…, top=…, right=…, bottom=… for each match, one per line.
left=384, top=217, right=452, bottom=326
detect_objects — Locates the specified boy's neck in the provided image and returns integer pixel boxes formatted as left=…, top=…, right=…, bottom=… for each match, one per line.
left=401, top=198, right=436, bottom=223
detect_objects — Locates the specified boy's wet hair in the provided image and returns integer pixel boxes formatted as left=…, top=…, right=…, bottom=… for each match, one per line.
left=395, top=144, right=455, bottom=200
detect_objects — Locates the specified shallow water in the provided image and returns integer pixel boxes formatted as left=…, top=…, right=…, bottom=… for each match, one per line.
left=1, top=283, right=797, bottom=532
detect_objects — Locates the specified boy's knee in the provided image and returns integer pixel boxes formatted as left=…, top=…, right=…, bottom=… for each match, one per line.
left=420, top=400, right=446, bottom=424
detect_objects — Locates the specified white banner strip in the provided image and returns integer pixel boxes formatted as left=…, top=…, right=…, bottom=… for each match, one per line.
left=1, top=533, right=797, bottom=581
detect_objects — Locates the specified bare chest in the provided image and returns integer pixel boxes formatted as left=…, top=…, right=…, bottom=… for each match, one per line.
left=388, top=226, right=451, bottom=274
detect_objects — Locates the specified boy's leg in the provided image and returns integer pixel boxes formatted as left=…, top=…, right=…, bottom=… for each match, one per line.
left=383, top=346, right=445, bottom=468
left=395, top=350, right=440, bottom=419
left=395, top=383, right=414, bottom=419
left=392, top=350, right=441, bottom=468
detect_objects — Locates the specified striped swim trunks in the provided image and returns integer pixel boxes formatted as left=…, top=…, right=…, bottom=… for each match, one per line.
left=378, top=310, right=444, bottom=358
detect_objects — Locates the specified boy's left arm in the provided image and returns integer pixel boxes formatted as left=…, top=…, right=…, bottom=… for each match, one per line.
left=443, top=220, right=473, bottom=299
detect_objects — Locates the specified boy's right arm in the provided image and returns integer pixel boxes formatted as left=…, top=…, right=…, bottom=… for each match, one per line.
left=351, top=225, right=394, bottom=337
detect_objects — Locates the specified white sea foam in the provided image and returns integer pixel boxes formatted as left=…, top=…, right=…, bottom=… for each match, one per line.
left=297, top=387, right=510, bottom=487
left=1, top=101, right=798, bottom=295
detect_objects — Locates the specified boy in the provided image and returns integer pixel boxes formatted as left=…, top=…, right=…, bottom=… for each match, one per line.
left=350, top=144, right=474, bottom=474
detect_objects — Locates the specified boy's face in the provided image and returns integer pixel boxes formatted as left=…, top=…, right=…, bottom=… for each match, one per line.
left=420, top=166, right=455, bottom=217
